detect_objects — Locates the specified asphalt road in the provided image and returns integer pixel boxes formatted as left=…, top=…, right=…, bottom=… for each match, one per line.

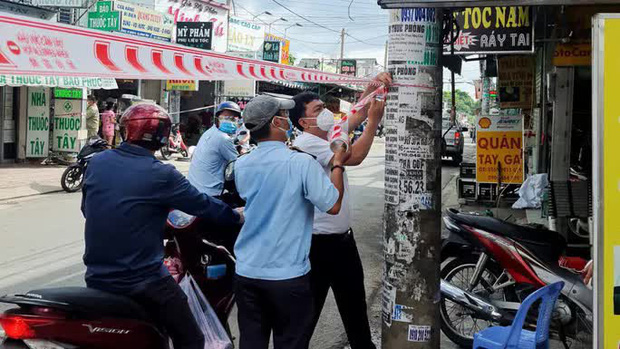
left=0, top=138, right=472, bottom=348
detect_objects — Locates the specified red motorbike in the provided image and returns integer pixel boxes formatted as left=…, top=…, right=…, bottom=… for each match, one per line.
left=0, top=210, right=239, bottom=349
left=160, top=124, right=188, bottom=160
left=440, top=209, right=593, bottom=348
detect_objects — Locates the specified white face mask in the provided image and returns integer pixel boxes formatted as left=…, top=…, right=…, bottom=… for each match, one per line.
left=314, top=108, right=335, bottom=131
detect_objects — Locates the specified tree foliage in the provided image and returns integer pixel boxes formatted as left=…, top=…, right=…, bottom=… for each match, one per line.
left=443, top=89, right=479, bottom=117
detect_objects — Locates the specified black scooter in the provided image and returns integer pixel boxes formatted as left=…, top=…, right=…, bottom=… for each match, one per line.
left=60, top=138, right=108, bottom=192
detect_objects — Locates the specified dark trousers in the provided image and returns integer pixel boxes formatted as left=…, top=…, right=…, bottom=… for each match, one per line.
left=234, top=274, right=314, bottom=349
left=128, top=276, right=205, bottom=349
left=310, top=231, right=376, bottom=349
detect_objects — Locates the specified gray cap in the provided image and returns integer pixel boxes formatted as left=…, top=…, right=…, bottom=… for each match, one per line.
left=243, top=94, right=295, bottom=131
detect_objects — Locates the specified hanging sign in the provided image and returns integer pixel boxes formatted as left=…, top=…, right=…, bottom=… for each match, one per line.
left=553, top=43, right=592, bottom=66
left=0, top=14, right=427, bottom=87
left=53, top=98, right=83, bottom=152
left=222, top=80, right=255, bottom=97
left=265, top=33, right=290, bottom=65
left=476, top=114, right=523, bottom=184
left=165, top=79, right=198, bottom=91
left=593, top=14, right=620, bottom=349
left=54, top=87, right=83, bottom=99
left=176, top=22, right=212, bottom=50
left=341, top=59, right=357, bottom=76
left=262, top=41, right=281, bottom=63
left=26, top=87, right=50, bottom=158
left=443, top=6, right=533, bottom=54
left=497, top=55, right=534, bottom=109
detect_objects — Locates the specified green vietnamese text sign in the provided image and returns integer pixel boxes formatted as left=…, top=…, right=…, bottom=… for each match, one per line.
left=53, top=99, right=83, bottom=152
left=88, top=10, right=120, bottom=32
left=54, top=88, right=83, bottom=99
left=26, top=87, right=50, bottom=158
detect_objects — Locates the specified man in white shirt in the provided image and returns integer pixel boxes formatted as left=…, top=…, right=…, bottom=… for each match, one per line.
left=290, top=73, right=391, bottom=349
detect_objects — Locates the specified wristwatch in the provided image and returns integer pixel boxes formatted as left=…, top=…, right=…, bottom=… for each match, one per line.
left=331, top=165, right=345, bottom=172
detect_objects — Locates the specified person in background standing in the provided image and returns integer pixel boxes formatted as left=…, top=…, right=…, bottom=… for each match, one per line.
left=86, top=95, right=100, bottom=139
left=101, top=102, right=116, bottom=146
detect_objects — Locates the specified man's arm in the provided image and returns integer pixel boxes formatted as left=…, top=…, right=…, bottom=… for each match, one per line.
left=326, top=149, right=350, bottom=215
left=348, top=72, right=392, bottom=131
left=162, top=165, right=241, bottom=225
left=219, top=135, right=239, bottom=161
left=302, top=147, right=351, bottom=216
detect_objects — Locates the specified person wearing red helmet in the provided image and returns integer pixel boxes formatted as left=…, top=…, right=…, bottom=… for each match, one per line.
left=81, top=103, right=244, bottom=349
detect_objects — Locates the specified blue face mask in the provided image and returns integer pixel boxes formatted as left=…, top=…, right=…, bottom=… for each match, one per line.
left=274, top=116, right=293, bottom=139
left=219, top=120, right=238, bottom=135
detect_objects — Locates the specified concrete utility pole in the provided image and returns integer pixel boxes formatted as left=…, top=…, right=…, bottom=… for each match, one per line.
left=384, top=40, right=389, bottom=70
left=340, top=28, right=346, bottom=74
left=480, top=60, right=491, bottom=115
left=383, top=7, right=442, bottom=348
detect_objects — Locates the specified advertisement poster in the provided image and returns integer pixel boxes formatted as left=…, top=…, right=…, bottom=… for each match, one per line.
left=443, top=6, right=533, bottom=54
left=341, top=59, right=357, bottom=76
left=265, top=33, right=290, bottom=65
left=87, top=1, right=173, bottom=41
left=476, top=114, right=523, bottom=184
left=154, top=0, right=228, bottom=52
left=53, top=98, right=83, bottom=152
left=262, top=41, right=280, bottom=63
left=497, top=56, right=534, bottom=109
left=228, top=16, right=264, bottom=52
left=553, top=43, right=591, bottom=66
left=176, top=22, right=212, bottom=50
left=593, top=14, right=620, bottom=349
left=26, top=87, right=50, bottom=158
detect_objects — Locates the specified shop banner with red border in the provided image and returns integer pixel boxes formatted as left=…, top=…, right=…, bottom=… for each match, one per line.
left=0, top=14, right=427, bottom=88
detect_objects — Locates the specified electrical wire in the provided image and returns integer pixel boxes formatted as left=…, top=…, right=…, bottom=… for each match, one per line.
left=348, top=0, right=355, bottom=21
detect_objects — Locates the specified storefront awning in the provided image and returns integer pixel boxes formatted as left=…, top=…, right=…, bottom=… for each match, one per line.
left=0, top=14, right=431, bottom=90
left=0, top=74, right=118, bottom=89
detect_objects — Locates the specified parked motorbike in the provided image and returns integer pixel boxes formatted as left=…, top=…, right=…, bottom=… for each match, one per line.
left=0, top=208, right=240, bottom=349
left=60, top=138, right=108, bottom=193
left=440, top=209, right=593, bottom=348
left=160, top=124, right=188, bottom=160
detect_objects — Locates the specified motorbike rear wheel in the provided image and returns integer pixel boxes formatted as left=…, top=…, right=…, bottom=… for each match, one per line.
left=61, top=164, right=84, bottom=193
left=440, top=255, right=513, bottom=347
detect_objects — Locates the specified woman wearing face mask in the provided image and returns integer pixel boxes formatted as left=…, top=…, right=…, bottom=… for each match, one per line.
left=289, top=72, right=392, bottom=349
left=187, top=101, right=241, bottom=198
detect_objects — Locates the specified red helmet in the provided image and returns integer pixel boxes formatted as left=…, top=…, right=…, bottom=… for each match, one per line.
left=120, top=103, right=171, bottom=149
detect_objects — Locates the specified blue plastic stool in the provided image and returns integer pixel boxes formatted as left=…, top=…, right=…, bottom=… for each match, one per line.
left=472, top=281, right=564, bottom=349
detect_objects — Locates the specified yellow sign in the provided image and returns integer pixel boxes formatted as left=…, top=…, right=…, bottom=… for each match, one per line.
left=264, top=33, right=290, bottom=65
left=553, top=43, right=591, bottom=66
left=593, top=14, right=620, bottom=349
left=165, top=79, right=198, bottom=91
left=476, top=115, right=523, bottom=184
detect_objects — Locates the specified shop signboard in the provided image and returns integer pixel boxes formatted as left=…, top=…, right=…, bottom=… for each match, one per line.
left=54, top=87, right=83, bottom=99
left=593, top=14, right=620, bottom=349
left=0, top=75, right=117, bottom=89
left=53, top=98, right=83, bottom=152
left=176, top=22, right=212, bottom=50
left=443, top=6, right=533, bottom=54
left=378, top=0, right=618, bottom=8
left=341, top=59, right=357, bottom=76
left=88, top=1, right=173, bottom=41
left=475, top=114, right=523, bottom=184
left=31, top=0, right=87, bottom=7
left=497, top=56, right=534, bottom=109
left=165, top=79, right=198, bottom=91
left=553, top=43, right=591, bottom=66
left=87, top=10, right=120, bottom=32
left=265, top=33, right=290, bottom=65
left=154, top=0, right=228, bottom=52
left=26, top=87, right=50, bottom=158
left=0, top=0, right=56, bottom=20
left=262, top=41, right=280, bottom=63
left=222, top=80, right=255, bottom=97
left=228, top=16, right=264, bottom=52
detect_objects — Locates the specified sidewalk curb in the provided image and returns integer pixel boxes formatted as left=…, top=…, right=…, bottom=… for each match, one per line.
left=0, top=189, right=66, bottom=203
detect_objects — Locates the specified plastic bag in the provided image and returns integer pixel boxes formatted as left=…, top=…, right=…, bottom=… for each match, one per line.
left=512, top=173, right=549, bottom=209
left=178, top=274, right=233, bottom=349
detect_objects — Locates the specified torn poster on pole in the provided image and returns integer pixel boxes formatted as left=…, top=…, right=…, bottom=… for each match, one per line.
left=0, top=14, right=389, bottom=86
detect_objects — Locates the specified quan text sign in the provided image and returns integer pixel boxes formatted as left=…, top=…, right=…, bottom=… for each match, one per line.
left=476, top=114, right=523, bottom=184
left=444, top=6, right=533, bottom=54
left=176, top=22, right=212, bottom=50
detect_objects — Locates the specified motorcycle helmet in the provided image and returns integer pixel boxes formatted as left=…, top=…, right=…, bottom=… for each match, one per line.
left=215, top=101, right=242, bottom=118
left=120, top=103, right=171, bottom=150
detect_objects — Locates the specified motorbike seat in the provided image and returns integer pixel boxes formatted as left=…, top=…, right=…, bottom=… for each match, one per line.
left=24, top=287, right=151, bottom=321
left=446, top=209, right=566, bottom=259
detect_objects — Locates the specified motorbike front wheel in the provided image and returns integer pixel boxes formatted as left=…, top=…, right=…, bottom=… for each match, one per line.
left=440, top=255, right=513, bottom=347
left=160, top=145, right=171, bottom=160
left=61, top=164, right=84, bottom=193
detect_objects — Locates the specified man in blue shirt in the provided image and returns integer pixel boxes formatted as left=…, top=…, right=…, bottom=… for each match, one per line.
left=233, top=95, right=350, bottom=349
left=188, top=101, right=241, bottom=196
left=82, top=103, right=243, bottom=349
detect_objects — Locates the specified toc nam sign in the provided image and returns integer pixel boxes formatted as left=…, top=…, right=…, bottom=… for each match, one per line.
left=378, top=0, right=620, bottom=8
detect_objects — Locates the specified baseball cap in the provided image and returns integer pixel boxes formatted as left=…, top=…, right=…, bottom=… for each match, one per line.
left=243, top=95, right=295, bottom=132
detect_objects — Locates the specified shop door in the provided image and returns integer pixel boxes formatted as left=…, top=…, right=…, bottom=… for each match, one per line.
left=0, top=86, right=17, bottom=162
